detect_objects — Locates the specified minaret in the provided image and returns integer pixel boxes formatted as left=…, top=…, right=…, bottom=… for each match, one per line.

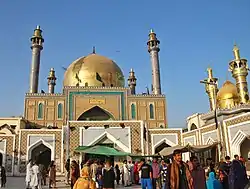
left=147, top=29, right=161, bottom=95
left=202, top=68, right=218, bottom=111
left=47, top=68, right=57, bottom=94
left=128, top=68, right=137, bottom=94
left=229, top=44, right=249, bottom=103
left=29, top=25, right=44, bottom=93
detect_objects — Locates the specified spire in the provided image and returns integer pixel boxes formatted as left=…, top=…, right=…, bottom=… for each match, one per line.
left=128, top=68, right=137, bottom=95
left=92, top=46, right=96, bottom=54
left=29, top=25, right=44, bottom=93
left=47, top=68, right=57, bottom=94
left=147, top=29, right=161, bottom=95
left=233, top=43, right=240, bottom=60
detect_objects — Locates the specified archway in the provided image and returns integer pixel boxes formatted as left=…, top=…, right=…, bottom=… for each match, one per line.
left=77, top=106, right=114, bottom=121
left=190, top=123, right=197, bottom=131
left=240, top=138, right=250, bottom=160
left=155, top=142, right=171, bottom=154
left=31, top=143, right=52, bottom=169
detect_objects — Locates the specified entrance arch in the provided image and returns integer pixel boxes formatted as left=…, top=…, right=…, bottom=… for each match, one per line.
left=31, top=144, right=51, bottom=169
left=153, top=138, right=176, bottom=154
left=154, top=142, right=171, bottom=154
left=77, top=106, right=114, bottom=121
left=27, top=140, right=54, bottom=169
left=240, top=138, right=250, bottom=160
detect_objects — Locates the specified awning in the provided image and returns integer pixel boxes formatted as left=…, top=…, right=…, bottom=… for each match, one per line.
left=75, top=145, right=129, bottom=156
left=158, top=145, right=188, bottom=156
left=158, top=143, right=218, bottom=156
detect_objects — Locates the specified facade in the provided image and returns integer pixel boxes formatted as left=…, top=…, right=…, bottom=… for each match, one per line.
left=0, top=27, right=182, bottom=176
left=184, top=45, right=250, bottom=161
left=1, top=26, right=250, bottom=176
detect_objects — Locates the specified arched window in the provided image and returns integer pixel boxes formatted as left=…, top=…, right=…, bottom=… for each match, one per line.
left=190, top=123, right=197, bottom=131
left=57, top=103, right=63, bottom=119
left=38, top=103, right=43, bottom=119
left=149, top=104, right=154, bottom=119
left=131, top=104, right=136, bottom=119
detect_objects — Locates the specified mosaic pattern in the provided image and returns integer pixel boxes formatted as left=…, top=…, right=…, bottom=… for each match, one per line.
left=147, top=129, right=181, bottom=155
left=19, top=130, right=62, bottom=173
left=69, top=121, right=143, bottom=155
left=0, top=135, right=15, bottom=173
left=200, top=125, right=216, bottom=133
left=225, top=114, right=250, bottom=126
left=183, top=130, right=197, bottom=138
left=68, top=91, right=126, bottom=120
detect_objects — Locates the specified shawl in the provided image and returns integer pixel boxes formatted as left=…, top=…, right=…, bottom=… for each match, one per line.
left=206, top=172, right=222, bottom=189
left=169, top=161, right=194, bottom=189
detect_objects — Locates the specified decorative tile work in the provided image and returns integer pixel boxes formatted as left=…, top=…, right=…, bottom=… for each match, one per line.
left=225, top=114, right=250, bottom=126
left=68, top=91, right=126, bottom=120
left=0, top=135, right=15, bottom=173
left=200, top=125, right=216, bottom=133
left=19, top=130, right=62, bottom=173
left=147, top=129, right=181, bottom=155
left=69, top=121, right=143, bottom=155
left=182, top=131, right=196, bottom=138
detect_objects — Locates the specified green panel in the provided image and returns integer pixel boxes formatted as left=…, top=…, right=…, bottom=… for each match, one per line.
left=68, top=91, right=125, bottom=120
left=57, top=103, right=63, bottom=119
left=131, top=103, right=136, bottom=119
left=38, top=103, right=43, bottom=119
left=149, top=104, right=154, bottom=119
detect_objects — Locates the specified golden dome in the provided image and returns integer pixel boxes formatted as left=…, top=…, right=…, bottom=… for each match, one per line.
left=217, top=80, right=239, bottom=109
left=63, top=53, right=125, bottom=87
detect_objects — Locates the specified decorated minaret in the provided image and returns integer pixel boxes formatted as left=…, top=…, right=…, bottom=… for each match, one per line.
left=147, top=29, right=161, bottom=95
left=47, top=68, right=57, bottom=94
left=29, top=25, right=44, bottom=93
left=202, top=67, right=218, bottom=111
left=229, top=44, right=249, bottom=103
left=128, top=68, right=137, bottom=95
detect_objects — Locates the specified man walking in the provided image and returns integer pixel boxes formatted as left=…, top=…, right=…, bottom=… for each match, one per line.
left=166, top=149, right=193, bottom=189
left=139, top=158, right=152, bottom=189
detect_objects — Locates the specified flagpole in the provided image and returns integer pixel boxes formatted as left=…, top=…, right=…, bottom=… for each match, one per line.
left=200, top=80, right=224, bottom=160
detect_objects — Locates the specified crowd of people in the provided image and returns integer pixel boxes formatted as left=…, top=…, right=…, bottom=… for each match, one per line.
left=66, top=150, right=250, bottom=189
left=24, top=150, right=250, bottom=189
left=25, top=159, right=56, bottom=189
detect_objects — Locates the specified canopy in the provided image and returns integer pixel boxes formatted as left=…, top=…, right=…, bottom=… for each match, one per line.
left=158, top=143, right=218, bottom=156
left=75, top=145, right=129, bottom=156
left=158, top=145, right=188, bottom=156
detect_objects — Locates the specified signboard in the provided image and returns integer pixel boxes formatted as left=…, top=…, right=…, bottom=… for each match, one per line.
left=89, top=98, right=106, bottom=105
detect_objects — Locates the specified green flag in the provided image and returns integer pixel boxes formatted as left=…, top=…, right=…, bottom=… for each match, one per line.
left=96, top=72, right=102, bottom=82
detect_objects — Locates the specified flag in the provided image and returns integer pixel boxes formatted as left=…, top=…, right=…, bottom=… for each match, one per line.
left=146, top=87, right=149, bottom=94
left=96, top=72, right=102, bottom=82
left=215, top=109, right=219, bottom=129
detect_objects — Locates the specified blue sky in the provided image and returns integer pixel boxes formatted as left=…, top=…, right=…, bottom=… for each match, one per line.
left=0, top=1, right=250, bottom=127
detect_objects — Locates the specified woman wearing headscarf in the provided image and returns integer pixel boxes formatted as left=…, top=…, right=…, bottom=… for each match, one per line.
left=73, top=161, right=96, bottom=189
left=206, top=172, right=222, bottom=189
left=133, top=162, right=139, bottom=185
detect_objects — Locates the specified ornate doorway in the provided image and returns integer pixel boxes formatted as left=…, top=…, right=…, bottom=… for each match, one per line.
left=31, top=143, right=52, bottom=169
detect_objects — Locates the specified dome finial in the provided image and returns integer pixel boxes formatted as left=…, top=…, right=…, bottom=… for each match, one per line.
left=92, top=46, right=96, bottom=54
left=233, top=42, right=240, bottom=60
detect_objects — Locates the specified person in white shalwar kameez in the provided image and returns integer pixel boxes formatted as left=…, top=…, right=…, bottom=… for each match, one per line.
left=123, top=160, right=130, bottom=186
left=30, top=162, right=41, bottom=189
left=26, top=160, right=33, bottom=189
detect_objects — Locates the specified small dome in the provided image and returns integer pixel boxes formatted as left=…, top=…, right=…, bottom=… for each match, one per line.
left=63, top=53, right=125, bottom=87
left=217, top=80, right=239, bottom=109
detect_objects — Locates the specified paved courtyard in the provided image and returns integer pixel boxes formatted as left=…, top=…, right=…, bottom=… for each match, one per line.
left=6, top=176, right=141, bottom=189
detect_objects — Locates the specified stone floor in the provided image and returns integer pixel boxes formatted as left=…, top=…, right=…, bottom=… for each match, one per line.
left=6, top=177, right=141, bottom=189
